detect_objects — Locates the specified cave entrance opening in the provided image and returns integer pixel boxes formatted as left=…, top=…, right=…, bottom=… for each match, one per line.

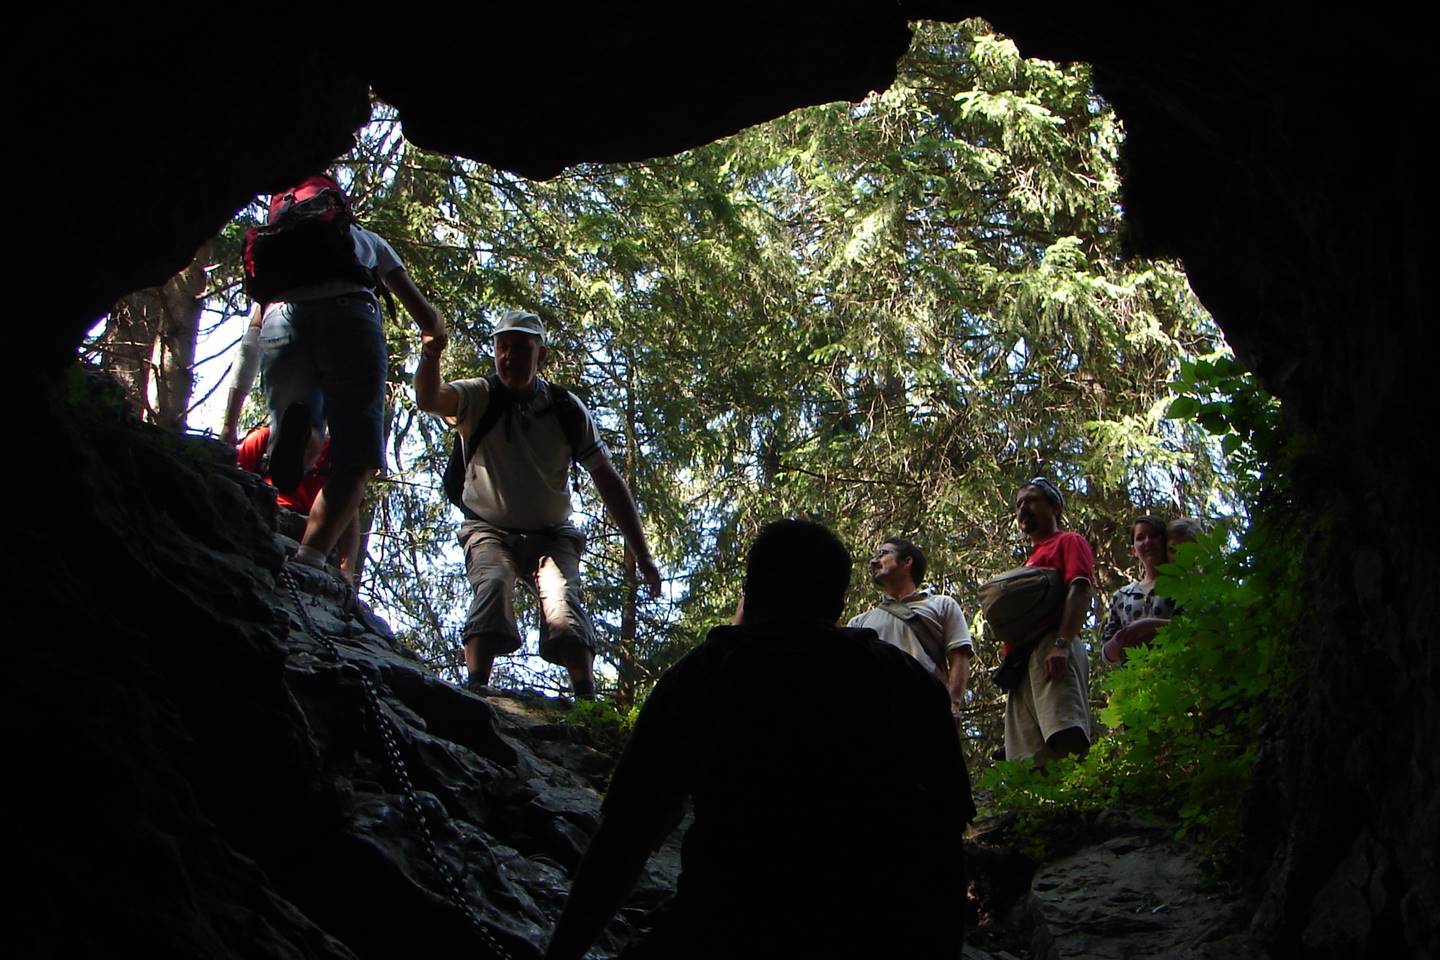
left=85, top=18, right=1251, bottom=790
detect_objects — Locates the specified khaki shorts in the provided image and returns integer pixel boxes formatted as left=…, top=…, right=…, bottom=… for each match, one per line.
left=1003, top=636, right=1091, bottom=761
left=461, top=520, right=596, bottom=663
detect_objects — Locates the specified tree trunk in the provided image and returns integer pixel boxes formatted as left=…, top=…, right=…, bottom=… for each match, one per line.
left=99, top=244, right=210, bottom=431
left=614, top=345, right=643, bottom=709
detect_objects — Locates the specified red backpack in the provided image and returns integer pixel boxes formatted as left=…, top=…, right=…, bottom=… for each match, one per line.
left=242, top=174, right=379, bottom=303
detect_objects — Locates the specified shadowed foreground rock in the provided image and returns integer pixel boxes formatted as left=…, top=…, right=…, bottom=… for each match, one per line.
left=267, top=561, right=686, bottom=958
left=15, top=371, right=680, bottom=959
left=1026, top=834, right=1259, bottom=960
left=20, top=372, right=1279, bottom=959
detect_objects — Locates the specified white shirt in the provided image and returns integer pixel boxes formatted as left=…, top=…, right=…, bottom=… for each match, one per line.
left=848, top=590, right=972, bottom=679
left=447, top=377, right=607, bottom=530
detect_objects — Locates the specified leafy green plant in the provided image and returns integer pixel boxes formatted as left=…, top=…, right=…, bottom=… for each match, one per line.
left=1166, top=355, right=1284, bottom=501
left=564, top=698, right=642, bottom=756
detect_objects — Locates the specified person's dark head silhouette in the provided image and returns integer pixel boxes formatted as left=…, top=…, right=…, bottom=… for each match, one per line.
left=545, top=519, right=975, bottom=960
left=742, top=517, right=851, bottom=625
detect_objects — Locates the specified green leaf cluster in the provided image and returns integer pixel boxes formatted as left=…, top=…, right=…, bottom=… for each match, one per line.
left=564, top=698, right=642, bottom=758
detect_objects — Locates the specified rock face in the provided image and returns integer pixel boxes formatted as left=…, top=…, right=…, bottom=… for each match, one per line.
left=1026, top=835, right=1257, bottom=960
left=16, top=373, right=680, bottom=958
left=20, top=9, right=1434, bottom=957
left=263, top=559, right=685, bottom=958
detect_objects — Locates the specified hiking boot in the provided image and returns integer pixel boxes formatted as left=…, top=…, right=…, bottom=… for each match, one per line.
left=464, top=676, right=499, bottom=697
left=268, top=403, right=310, bottom=493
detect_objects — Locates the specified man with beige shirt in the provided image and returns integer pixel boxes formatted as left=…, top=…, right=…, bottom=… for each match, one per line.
left=415, top=310, right=660, bottom=698
left=848, top=536, right=974, bottom=719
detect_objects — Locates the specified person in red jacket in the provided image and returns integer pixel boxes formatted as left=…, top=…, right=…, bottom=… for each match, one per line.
left=1006, top=477, right=1095, bottom=764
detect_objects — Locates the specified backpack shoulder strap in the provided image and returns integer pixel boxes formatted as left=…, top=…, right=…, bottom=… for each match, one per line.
left=465, top=374, right=510, bottom=455
left=443, top=375, right=510, bottom=519
left=545, top=383, right=590, bottom=464
left=877, top=597, right=949, bottom=677
left=877, top=597, right=922, bottom=622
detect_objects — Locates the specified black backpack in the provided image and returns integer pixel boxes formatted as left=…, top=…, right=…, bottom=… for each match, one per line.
left=242, top=175, right=380, bottom=303
left=442, top=374, right=588, bottom=521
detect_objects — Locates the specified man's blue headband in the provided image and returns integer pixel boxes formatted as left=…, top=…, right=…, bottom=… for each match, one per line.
left=1025, top=476, right=1064, bottom=510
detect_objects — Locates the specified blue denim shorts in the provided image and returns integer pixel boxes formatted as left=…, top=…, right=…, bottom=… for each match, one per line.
left=258, top=294, right=387, bottom=471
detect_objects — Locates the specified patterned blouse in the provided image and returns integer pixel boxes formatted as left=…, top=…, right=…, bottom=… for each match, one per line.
left=1101, top=580, right=1177, bottom=645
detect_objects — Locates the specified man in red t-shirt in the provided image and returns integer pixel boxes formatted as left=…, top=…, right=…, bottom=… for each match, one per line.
left=1005, top=477, right=1094, bottom=764
left=235, top=426, right=361, bottom=581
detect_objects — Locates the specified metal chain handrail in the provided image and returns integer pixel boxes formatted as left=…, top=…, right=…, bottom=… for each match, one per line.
left=279, top=566, right=517, bottom=960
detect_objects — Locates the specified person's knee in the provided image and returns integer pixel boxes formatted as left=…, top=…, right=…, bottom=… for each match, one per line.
left=466, top=564, right=516, bottom=609
left=1046, top=726, right=1090, bottom=759
left=465, top=631, right=511, bottom=660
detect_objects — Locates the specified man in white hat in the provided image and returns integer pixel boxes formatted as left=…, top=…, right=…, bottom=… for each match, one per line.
left=415, top=309, right=661, bottom=698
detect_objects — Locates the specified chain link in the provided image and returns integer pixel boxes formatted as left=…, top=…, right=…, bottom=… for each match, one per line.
left=279, top=566, right=517, bottom=960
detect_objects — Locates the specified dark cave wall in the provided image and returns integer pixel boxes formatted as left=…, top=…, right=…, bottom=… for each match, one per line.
left=30, top=30, right=369, bottom=369
left=26, top=9, right=1433, bottom=956
left=985, top=12, right=1433, bottom=955
left=33, top=10, right=909, bottom=372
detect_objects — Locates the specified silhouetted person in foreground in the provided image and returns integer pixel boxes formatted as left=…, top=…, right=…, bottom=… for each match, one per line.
left=545, top=519, right=975, bottom=960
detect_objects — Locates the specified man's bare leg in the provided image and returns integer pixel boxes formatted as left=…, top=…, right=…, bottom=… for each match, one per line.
left=463, top=634, right=499, bottom=687
left=300, top=464, right=372, bottom=559
left=335, top=513, right=362, bottom=584
left=560, top=643, right=595, bottom=700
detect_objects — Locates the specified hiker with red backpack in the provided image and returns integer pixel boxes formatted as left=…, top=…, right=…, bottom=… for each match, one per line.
left=232, top=424, right=363, bottom=581
left=415, top=309, right=661, bottom=699
left=221, top=173, right=446, bottom=581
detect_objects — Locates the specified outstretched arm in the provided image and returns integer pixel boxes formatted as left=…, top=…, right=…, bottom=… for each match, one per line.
left=220, top=305, right=264, bottom=445
left=384, top=266, right=458, bottom=417
left=383, top=266, right=444, bottom=339
left=587, top=456, right=661, bottom=596
left=412, top=339, right=459, bottom=416
left=544, top=814, right=658, bottom=960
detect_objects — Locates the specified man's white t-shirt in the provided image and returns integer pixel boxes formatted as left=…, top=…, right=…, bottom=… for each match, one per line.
left=848, top=590, right=972, bottom=679
left=447, top=377, right=607, bottom=530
